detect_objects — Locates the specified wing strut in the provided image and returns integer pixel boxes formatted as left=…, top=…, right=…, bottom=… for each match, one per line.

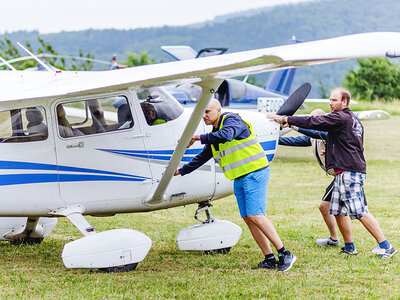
left=145, top=79, right=223, bottom=206
left=16, top=42, right=56, bottom=73
left=0, top=57, right=17, bottom=71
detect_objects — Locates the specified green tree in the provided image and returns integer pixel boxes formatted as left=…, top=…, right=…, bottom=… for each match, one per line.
left=0, top=36, right=94, bottom=71
left=344, top=58, right=400, bottom=101
left=317, top=79, right=330, bottom=99
left=124, top=51, right=156, bottom=67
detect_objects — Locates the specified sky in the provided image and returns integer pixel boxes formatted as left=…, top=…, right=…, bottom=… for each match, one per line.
left=1, top=0, right=312, bottom=34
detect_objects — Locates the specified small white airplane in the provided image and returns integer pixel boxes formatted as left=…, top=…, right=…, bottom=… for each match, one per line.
left=0, top=32, right=399, bottom=272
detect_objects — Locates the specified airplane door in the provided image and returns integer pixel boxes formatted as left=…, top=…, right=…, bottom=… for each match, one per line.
left=0, top=104, right=61, bottom=214
left=53, top=94, right=152, bottom=214
left=136, top=87, right=216, bottom=204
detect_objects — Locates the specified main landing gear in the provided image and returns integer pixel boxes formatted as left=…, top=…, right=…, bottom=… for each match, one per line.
left=176, top=201, right=242, bottom=254
left=52, top=206, right=152, bottom=273
left=3, top=217, right=57, bottom=245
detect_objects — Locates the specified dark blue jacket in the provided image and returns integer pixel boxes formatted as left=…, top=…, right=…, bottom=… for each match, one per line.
left=179, top=113, right=250, bottom=175
left=279, top=128, right=327, bottom=147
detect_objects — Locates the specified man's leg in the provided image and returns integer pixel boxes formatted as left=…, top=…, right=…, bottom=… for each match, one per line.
left=242, top=167, right=295, bottom=271
left=243, top=216, right=273, bottom=255
left=358, top=213, right=385, bottom=244
left=334, top=215, right=352, bottom=243
left=316, top=180, right=340, bottom=246
left=319, top=200, right=339, bottom=240
left=245, top=215, right=283, bottom=251
left=329, top=173, right=357, bottom=254
left=359, top=213, right=397, bottom=258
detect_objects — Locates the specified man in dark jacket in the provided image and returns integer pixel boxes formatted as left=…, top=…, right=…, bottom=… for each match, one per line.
left=279, top=109, right=341, bottom=247
left=269, top=87, right=396, bottom=259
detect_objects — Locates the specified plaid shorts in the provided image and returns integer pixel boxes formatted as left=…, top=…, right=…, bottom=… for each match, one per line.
left=329, top=171, right=368, bottom=220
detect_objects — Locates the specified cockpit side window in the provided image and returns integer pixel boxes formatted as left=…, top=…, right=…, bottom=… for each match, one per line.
left=137, top=87, right=183, bottom=126
left=56, top=96, right=133, bottom=138
left=0, top=106, right=48, bottom=143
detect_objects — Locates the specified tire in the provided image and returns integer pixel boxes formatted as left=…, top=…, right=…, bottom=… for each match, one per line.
left=99, top=262, right=138, bottom=273
left=204, top=247, right=231, bottom=255
left=10, top=237, right=44, bottom=245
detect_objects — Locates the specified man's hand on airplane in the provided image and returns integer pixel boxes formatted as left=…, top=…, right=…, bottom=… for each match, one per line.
left=267, top=115, right=289, bottom=128
left=173, top=170, right=181, bottom=176
left=187, top=135, right=200, bottom=148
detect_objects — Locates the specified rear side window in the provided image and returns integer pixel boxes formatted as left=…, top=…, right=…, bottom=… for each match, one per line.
left=56, top=96, right=133, bottom=138
left=0, top=106, right=48, bottom=143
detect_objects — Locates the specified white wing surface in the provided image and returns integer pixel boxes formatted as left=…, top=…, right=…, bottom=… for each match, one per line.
left=1, top=32, right=400, bottom=102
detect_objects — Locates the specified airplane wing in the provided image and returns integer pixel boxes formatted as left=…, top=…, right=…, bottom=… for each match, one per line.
left=2, top=32, right=400, bottom=102
left=354, top=110, right=390, bottom=120
left=1, top=32, right=400, bottom=206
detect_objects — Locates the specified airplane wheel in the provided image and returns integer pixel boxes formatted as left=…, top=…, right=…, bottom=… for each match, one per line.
left=99, top=262, right=138, bottom=273
left=204, top=247, right=231, bottom=255
left=10, top=237, right=44, bottom=245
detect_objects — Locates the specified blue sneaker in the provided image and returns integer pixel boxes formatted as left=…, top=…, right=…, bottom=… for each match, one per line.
left=379, top=245, right=397, bottom=259
left=341, top=247, right=358, bottom=255
left=277, top=251, right=296, bottom=272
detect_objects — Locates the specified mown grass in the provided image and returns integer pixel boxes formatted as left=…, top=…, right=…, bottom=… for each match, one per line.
left=0, top=116, right=399, bottom=299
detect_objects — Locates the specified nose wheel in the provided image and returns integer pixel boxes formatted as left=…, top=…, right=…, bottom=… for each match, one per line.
left=204, top=247, right=231, bottom=255
left=176, top=201, right=242, bottom=254
left=194, top=201, right=231, bottom=254
left=99, top=263, right=138, bottom=273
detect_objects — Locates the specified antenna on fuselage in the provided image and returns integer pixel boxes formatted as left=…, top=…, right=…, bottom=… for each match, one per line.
left=0, top=56, right=17, bottom=71
left=16, top=42, right=56, bottom=73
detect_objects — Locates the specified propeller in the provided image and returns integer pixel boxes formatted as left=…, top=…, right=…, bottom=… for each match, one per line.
left=276, top=82, right=311, bottom=116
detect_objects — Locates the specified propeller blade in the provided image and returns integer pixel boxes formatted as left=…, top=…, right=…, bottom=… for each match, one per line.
left=276, top=82, right=311, bottom=116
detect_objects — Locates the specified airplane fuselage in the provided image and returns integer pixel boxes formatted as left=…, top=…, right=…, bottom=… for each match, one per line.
left=0, top=86, right=279, bottom=218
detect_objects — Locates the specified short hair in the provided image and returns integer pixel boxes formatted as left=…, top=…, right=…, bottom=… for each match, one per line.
left=332, top=87, right=351, bottom=106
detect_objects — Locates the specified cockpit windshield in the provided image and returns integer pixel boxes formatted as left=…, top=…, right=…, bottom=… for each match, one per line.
left=137, top=87, right=184, bottom=126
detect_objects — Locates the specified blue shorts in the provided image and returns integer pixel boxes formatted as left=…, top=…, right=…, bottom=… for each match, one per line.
left=233, top=167, right=269, bottom=218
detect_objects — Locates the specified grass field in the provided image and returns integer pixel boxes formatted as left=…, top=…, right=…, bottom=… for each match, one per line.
left=0, top=115, right=399, bottom=299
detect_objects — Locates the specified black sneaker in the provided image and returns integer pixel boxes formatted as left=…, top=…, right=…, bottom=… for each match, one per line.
left=340, top=247, right=358, bottom=255
left=252, top=257, right=277, bottom=269
left=277, top=251, right=296, bottom=272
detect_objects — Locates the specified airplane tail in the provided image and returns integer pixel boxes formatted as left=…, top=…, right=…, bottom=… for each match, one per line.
left=108, top=55, right=119, bottom=70
left=264, top=68, right=296, bottom=96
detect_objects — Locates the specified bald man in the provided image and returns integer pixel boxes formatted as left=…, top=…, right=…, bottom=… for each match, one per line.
left=174, top=98, right=296, bottom=272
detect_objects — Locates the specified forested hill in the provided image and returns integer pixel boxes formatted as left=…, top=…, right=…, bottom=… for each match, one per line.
left=3, top=0, right=400, bottom=97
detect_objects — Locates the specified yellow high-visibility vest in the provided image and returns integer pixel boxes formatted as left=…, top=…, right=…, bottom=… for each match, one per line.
left=211, top=113, right=268, bottom=180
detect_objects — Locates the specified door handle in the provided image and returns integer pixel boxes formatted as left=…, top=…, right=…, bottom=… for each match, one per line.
left=66, top=141, right=84, bottom=149
left=125, top=133, right=151, bottom=140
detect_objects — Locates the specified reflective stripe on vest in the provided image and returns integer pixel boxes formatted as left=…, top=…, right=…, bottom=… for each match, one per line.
left=211, top=113, right=268, bottom=180
left=214, top=138, right=259, bottom=163
left=222, top=151, right=266, bottom=172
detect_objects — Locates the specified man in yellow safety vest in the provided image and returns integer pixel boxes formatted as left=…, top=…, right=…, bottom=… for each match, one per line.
left=174, top=98, right=296, bottom=272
